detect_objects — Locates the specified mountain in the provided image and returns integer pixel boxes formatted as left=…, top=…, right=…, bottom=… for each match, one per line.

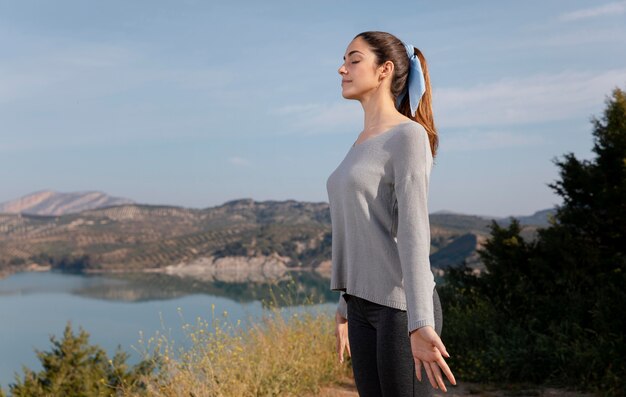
left=496, top=208, right=556, bottom=227
left=0, top=190, right=135, bottom=216
left=432, top=208, right=556, bottom=228
left=0, top=192, right=555, bottom=280
left=0, top=199, right=331, bottom=281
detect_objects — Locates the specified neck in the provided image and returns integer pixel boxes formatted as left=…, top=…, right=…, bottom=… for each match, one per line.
left=359, top=89, right=401, bottom=131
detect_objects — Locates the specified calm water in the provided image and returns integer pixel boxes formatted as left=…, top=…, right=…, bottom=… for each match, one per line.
left=0, top=271, right=337, bottom=389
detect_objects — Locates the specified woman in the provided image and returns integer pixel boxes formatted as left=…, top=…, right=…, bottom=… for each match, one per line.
left=326, top=31, right=456, bottom=396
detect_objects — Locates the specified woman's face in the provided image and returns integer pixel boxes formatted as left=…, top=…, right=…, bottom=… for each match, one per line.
left=338, top=36, right=382, bottom=101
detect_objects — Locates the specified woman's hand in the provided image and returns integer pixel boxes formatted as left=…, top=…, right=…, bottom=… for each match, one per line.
left=335, top=311, right=351, bottom=363
left=409, top=325, right=456, bottom=392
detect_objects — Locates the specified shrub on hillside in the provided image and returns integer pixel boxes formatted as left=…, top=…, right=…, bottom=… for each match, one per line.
left=8, top=322, right=154, bottom=397
left=439, top=87, right=626, bottom=395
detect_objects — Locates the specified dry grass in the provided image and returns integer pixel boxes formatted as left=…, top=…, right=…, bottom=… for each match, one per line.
left=123, top=286, right=352, bottom=397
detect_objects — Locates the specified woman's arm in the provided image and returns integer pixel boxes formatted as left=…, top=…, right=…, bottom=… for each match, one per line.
left=335, top=293, right=350, bottom=363
left=392, top=125, right=436, bottom=333
left=392, top=125, right=456, bottom=391
left=337, top=291, right=348, bottom=320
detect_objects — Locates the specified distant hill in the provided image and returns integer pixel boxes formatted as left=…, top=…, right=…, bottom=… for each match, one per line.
left=0, top=191, right=557, bottom=280
left=0, top=190, right=135, bottom=216
left=498, top=208, right=556, bottom=227
left=432, top=208, right=556, bottom=228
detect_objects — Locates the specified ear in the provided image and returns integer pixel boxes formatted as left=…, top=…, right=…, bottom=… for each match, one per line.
left=378, top=60, right=394, bottom=81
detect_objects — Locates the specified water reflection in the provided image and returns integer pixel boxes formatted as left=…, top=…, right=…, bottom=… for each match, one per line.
left=0, top=270, right=337, bottom=307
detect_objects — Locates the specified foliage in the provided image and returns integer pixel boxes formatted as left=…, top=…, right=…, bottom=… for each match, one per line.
left=30, top=252, right=92, bottom=273
left=124, top=280, right=351, bottom=397
left=440, top=87, right=626, bottom=395
left=8, top=322, right=154, bottom=397
left=127, top=307, right=348, bottom=397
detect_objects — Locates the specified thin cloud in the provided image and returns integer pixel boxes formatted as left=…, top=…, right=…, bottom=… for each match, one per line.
left=228, top=156, right=251, bottom=166
left=270, top=101, right=361, bottom=135
left=558, top=1, right=626, bottom=22
left=434, top=68, right=626, bottom=128
left=0, top=41, right=235, bottom=105
left=0, top=37, right=243, bottom=151
left=277, top=68, right=626, bottom=136
left=442, top=130, right=545, bottom=152
left=534, top=28, right=626, bottom=47
left=272, top=103, right=321, bottom=115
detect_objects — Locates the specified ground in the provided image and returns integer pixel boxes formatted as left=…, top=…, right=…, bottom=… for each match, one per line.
left=310, top=377, right=594, bottom=397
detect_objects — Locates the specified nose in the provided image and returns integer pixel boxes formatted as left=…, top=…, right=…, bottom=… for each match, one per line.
left=338, top=63, right=347, bottom=75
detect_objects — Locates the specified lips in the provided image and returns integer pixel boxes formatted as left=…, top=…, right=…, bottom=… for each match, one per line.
left=341, top=80, right=352, bottom=84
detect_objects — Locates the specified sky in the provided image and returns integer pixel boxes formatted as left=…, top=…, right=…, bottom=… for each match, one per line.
left=1, top=1, right=625, bottom=218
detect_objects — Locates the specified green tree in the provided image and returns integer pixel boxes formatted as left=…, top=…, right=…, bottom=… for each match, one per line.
left=440, top=86, right=626, bottom=394
left=533, top=86, right=626, bottom=391
left=9, top=322, right=153, bottom=397
left=440, top=220, right=544, bottom=381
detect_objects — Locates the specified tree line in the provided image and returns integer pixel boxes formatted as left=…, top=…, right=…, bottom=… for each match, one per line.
left=439, top=86, right=625, bottom=395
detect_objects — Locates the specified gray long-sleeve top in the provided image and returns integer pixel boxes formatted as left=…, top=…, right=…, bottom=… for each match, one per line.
left=326, top=120, right=436, bottom=333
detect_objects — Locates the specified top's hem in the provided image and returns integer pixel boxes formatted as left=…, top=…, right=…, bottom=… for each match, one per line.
left=331, top=284, right=436, bottom=333
left=331, top=285, right=409, bottom=312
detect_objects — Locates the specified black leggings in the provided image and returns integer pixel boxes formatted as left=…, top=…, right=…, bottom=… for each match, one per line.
left=344, top=289, right=443, bottom=397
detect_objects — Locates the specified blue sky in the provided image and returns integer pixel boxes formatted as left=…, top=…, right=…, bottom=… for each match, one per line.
left=1, top=0, right=625, bottom=218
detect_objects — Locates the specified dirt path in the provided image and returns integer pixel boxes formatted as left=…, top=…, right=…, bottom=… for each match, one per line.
left=312, top=377, right=593, bottom=397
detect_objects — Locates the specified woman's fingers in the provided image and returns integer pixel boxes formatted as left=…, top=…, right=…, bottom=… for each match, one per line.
left=430, top=362, right=447, bottom=392
left=340, top=338, right=348, bottom=363
left=335, top=327, right=343, bottom=363
left=414, top=358, right=423, bottom=382
left=335, top=322, right=350, bottom=363
left=336, top=337, right=342, bottom=363
left=422, top=357, right=438, bottom=389
left=437, top=356, right=456, bottom=385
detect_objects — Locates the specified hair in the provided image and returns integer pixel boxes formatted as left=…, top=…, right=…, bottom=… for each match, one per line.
left=354, top=31, right=439, bottom=159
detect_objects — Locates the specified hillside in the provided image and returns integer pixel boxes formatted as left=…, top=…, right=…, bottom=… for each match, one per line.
left=0, top=195, right=554, bottom=280
left=0, top=189, right=135, bottom=216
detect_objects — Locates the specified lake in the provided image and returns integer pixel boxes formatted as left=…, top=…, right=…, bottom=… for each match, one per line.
left=0, top=271, right=338, bottom=389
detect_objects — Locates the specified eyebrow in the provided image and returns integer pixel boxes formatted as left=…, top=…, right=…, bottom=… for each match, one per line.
left=343, top=50, right=363, bottom=60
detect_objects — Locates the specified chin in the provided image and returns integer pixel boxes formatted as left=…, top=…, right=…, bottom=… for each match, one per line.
left=341, top=90, right=359, bottom=100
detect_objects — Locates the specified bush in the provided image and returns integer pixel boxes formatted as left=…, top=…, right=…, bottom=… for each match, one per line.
left=439, top=87, right=626, bottom=395
left=8, top=322, right=154, bottom=397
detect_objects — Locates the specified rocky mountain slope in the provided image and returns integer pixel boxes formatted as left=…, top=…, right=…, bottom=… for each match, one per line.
left=0, top=194, right=555, bottom=281
left=0, top=190, right=134, bottom=216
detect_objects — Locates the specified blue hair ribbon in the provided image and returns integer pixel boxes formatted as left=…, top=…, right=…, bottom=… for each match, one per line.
left=395, top=43, right=426, bottom=117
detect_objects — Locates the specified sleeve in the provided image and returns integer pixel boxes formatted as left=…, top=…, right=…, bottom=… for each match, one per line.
left=337, top=292, right=348, bottom=320
left=393, top=126, right=436, bottom=334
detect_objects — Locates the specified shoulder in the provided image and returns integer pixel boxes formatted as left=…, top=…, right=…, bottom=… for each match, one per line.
left=389, top=121, right=429, bottom=151
left=389, top=121, right=432, bottom=177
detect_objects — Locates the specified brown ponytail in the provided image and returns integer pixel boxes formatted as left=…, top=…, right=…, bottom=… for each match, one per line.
left=355, top=31, right=439, bottom=159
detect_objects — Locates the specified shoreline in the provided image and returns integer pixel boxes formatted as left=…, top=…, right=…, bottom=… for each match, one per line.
left=0, top=259, right=331, bottom=282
